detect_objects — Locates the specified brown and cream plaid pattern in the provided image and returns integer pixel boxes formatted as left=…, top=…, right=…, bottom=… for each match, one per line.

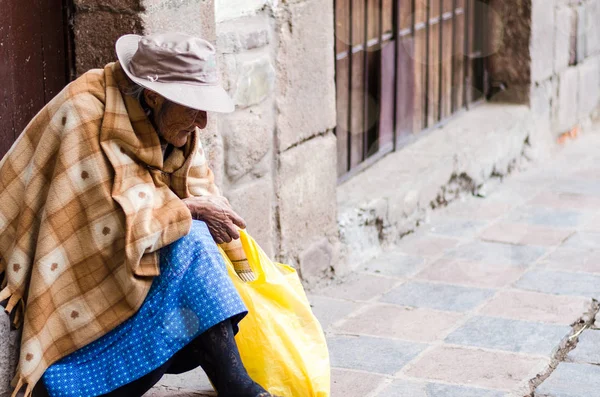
left=0, top=62, right=220, bottom=396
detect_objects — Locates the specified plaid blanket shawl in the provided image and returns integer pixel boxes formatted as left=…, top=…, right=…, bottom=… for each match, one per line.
left=0, top=62, right=221, bottom=396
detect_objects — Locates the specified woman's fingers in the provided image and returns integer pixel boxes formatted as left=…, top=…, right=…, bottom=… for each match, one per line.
left=228, top=210, right=246, bottom=229
left=225, top=222, right=240, bottom=241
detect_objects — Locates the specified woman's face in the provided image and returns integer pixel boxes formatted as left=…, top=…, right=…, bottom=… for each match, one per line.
left=143, top=90, right=207, bottom=147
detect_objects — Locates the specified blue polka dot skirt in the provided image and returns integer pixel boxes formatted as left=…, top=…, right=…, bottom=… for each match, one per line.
left=42, top=220, right=248, bottom=397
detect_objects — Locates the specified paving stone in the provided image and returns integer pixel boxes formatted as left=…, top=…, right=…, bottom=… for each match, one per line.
left=403, top=345, right=548, bottom=390
left=479, top=223, right=574, bottom=247
left=330, top=368, right=388, bottom=396
left=376, top=380, right=506, bottom=397
left=446, top=316, right=571, bottom=356
left=364, top=251, right=427, bottom=278
left=416, top=258, right=527, bottom=288
left=380, top=281, right=495, bottom=312
left=439, top=200, right=513, bottom=221
left=307, top=295, right=363, bottom=330
left=151, top=367, right=213, bottom=396
left=333, top=303, right=464, bottom=342
left=552, top=179, right=600, bottom=197
left=567, top=329, right=600, bottom=364
left=395, top=235, right=460, bottom=257
left=515, top=269, right=600, bottom=298
left=539, top=248, right=600, bottom=274
left=506, top=206, right=589, bottom=228
left=446, top=241, right=547, bottom=267
left=318, top=273, right=399, bottom=301
left=485, top=184, right=545, bottom=205
left=559, top=232, right=600, bottom=251
left=583, top=214, right=600, bottom=232
left=535, top=362, right=600, bottom=397
left=426, top=219, right=489, bottom=239
left=528, top=191, right=600, bottom=212
left=480, top=290, right=590, bottom=325
left=327, top=335, right=426, bottom=374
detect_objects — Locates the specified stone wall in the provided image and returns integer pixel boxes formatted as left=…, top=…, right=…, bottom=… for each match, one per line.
left=530, top=0, right=600, bottom=137
left=69, top=0, right=339, bottom=283
left=215, top=0, right=339, bottom=284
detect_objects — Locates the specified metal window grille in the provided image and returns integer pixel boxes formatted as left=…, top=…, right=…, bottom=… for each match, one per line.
left=334, top=0, right=490, bottom=181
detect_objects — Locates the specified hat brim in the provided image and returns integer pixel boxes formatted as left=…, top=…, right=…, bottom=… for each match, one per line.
left=115, top=34, right=235, bottom=113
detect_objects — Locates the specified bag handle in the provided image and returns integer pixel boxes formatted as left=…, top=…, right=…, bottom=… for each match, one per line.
left=237, top=229, right=267, bottom=283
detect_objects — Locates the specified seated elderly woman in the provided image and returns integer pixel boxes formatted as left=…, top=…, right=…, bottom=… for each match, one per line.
left=0, top=33, right=277, bottom=397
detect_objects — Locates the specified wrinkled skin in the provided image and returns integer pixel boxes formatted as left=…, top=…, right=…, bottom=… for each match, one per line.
left=144, top=90, right=246, bottom=243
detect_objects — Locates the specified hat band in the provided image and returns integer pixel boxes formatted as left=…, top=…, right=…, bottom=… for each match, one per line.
left=129, top=58, right=218, bottom=85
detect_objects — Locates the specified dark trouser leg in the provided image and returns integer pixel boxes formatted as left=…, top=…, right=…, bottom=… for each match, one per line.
left=190, top=319, right=268, bottom=397
left=35, top=319, right=268, bottom=397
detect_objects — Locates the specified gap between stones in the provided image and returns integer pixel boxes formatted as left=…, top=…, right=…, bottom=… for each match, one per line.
left=525, top=298, right=600, bottom=397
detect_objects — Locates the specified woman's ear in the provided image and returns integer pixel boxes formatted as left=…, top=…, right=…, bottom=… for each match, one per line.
left=143, top=89, right=163, bottom=110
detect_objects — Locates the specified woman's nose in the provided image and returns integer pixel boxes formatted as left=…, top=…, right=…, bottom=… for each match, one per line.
left=193, top=111, right=208, bottom=129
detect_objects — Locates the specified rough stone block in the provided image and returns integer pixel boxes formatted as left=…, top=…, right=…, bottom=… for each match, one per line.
left=226, top=178, right=275, bottom=257
left=0, top=311, right=20, bottom=397
left=585, top=1, right=600, bottom=57
left=232, top=51, right=275, bottom=108
left=531, top=0, right=556, bottom=82
left=576, top=4, right=587, bottom=64
left=221, top=101, right=274, bottom=180
left=217, top=15, right=271, bottom=54
left=199, top=121, right=225, bottom=188
left=74, top=11, right=143, bottom=75
left=578, top=57, right=600, bottom=118
left=142, top=0, right=216, bottom=41
left=404, top=346, right=548, bottom=390
left=327, top=335, right=426, bottom=374
left=381, top=281, right=494, bottom=312
left=275, top=0, right=337, bottom=151
left=554, top=6, right=575, bottom=73
left=333, top=303, right=464, bottom=342
left=277, top=133, right=338, bottom=263
left=74, top=0, right=142, bottom=10
left=445, top=316, right=571, bottom=356
left=298, top=238, right=335, bottom=284
left=535, top=362, right=600, bottom=397
left=215, top=0, right=266, bottom=23
left=553, top=66, right=579, bottom=133
left=530, top=79, right=554, bottom=126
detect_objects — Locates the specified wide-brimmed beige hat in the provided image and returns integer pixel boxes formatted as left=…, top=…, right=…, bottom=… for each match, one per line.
left=116, top=32, right=234, bottom=113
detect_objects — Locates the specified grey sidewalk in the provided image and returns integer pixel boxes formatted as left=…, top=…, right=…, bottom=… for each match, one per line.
left=312, top=130, right=600, bottom=397
left=151, top=130, right=600, bottom=396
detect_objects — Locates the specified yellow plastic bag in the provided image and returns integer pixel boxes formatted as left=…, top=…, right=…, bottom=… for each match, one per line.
left=219, top=230, right=331, bottom=397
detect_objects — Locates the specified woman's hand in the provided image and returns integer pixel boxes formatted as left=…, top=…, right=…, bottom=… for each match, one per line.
left=183, top=196, right=246, bottom=244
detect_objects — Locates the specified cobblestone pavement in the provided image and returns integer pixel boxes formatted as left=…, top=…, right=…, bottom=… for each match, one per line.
left=151, top=131, right=600, bottom=396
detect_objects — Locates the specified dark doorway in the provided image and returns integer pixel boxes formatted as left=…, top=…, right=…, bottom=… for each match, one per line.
left=0, top=0, right=74, bottom=157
